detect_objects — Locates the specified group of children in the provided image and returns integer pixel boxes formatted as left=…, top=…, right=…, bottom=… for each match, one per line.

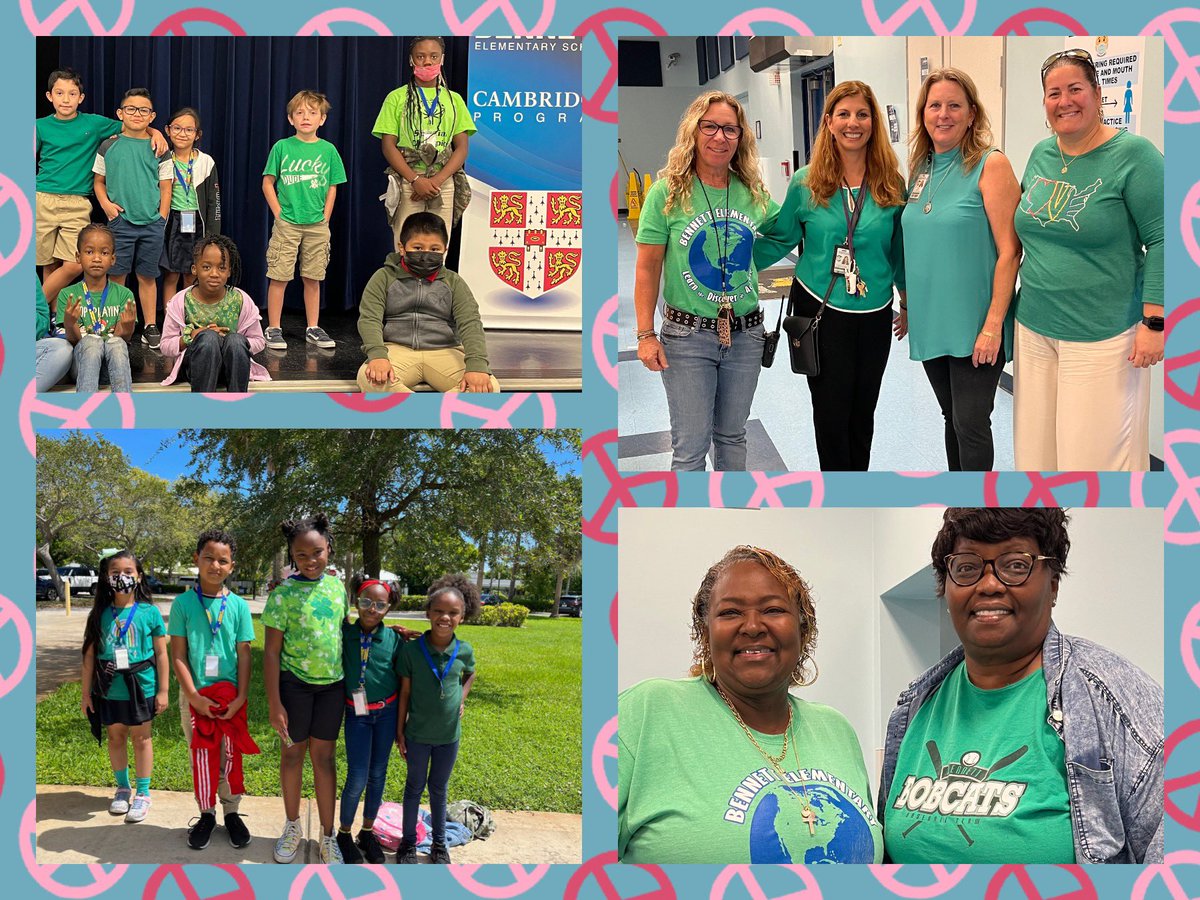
left=35, top=36, right=496, bottom=394
left=81, top=516, right=480, bottom=864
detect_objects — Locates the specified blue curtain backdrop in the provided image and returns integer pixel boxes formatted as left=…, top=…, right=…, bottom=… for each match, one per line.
left=45, top=37, right=470, bottom=315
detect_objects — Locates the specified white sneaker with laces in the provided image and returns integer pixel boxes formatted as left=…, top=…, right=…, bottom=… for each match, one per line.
left=320, top=832, right=344, bottom=864
left=109, top=787, right=132, bottom=816
left=273, top=818, right=303, bottom=864
left=124, top=794, right=151, bottom=823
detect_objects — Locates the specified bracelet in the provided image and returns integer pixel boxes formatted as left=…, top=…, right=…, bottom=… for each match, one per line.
left=637, top=332, right=659, bottom=342
left=980, top=330, right=998, bottom=338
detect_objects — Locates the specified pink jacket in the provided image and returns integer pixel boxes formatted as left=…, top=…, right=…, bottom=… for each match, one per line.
left=159, top=288, right=271, bottom=386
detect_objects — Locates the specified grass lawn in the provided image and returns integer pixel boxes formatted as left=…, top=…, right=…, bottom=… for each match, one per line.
left=36, top=616, right=582, bottom=814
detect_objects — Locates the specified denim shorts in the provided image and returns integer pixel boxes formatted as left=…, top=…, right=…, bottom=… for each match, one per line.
left=109, top=213, right=167, bottom=278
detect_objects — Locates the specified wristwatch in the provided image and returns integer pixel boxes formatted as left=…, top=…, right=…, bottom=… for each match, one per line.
left=1141, top=315, right=1164, bottom=332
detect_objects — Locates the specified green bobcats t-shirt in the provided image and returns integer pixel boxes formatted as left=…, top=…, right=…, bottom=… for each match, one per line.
left=167, top=588, right=255, bottom=690
left=56, top=280, right=136, bottom=338
left=635, top=175, right=776, bottom=318
left=885, top=662, right=1074, bottom=863
left=371, top=86, right=476, bottom=173
left=262, top=136, right=347, bottom=226
left=36, top=113, right=122, bottom=195
left=96, top=601, right=166, bottom=701
left=262, top=574, right=347, bottom=684
left=619, top=677, right=882, bottom=864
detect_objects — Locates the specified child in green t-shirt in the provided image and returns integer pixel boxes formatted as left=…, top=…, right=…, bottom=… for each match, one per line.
left=261, top=90, right=347, bottom=352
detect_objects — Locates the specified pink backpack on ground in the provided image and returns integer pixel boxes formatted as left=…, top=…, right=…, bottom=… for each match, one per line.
left=373, top=802, right=426, bottom=850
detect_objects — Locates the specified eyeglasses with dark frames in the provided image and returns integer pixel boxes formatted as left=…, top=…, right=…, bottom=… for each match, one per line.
left=1041, top=48, right=1095, bottom=78
left=944, top=551, right=1057, bottom=587
left=698, top=119, right=743, bottom=140
left=119, top=105, right=155, bottom=116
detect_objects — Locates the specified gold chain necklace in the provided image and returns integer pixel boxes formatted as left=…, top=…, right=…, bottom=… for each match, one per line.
left=1057, top=122, right=1103, bottom=175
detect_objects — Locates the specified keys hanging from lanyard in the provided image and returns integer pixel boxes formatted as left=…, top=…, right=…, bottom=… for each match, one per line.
left=838, top=180, right=869, bottom=298
left=418, top=634, right=460, bottom=700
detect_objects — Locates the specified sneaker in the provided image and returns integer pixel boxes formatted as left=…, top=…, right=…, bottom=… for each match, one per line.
left=108, top=787, right=132, bottom=816
left=357, top=829, right=384, bottom=864
left=124, top=794, right=151, bottom=824
left=141, top=323, right=162, bottom=349
left=320, top=832, right=344, bottom=864
left=336, top=830, right=362, bottom=864
left=264, top=326, right=287, bottom=350
left=305, top=326, right=336, bottom=349
left=428, top=841, right=452, bottom=864
left=224, top=811, right=251, bottom=848
left=188, top=811, right=217, bottom=849
left=394, top=840, right=418, bottom=864
left=273, top=818, right=303, bottom=864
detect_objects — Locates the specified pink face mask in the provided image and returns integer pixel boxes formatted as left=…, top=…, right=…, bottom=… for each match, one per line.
left=413, top=62, right=442, bottom=82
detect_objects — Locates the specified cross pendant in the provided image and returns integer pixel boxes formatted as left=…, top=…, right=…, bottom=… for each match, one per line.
left=801, top=806, right=816, bottom=836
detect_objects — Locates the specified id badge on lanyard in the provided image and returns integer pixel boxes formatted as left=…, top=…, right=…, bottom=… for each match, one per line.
left=114, top=647, right=130, bottom=670
left=205, top=653, right=220, bottom=677
left=909, top=172, right=930, bottom=201
left=352, top=689, right=368, bottom=716
left=180, top=210, right=196, bottom=234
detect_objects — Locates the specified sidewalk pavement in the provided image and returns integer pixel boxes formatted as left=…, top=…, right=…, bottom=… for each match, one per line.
left=36, top=785, right=582, bottom=865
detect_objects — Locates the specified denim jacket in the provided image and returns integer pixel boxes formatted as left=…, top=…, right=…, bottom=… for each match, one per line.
left=877, top=621, right=1163, bottom=863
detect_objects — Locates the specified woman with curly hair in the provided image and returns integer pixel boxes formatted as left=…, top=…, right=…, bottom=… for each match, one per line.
left=633, top=91, right=778, bottom=471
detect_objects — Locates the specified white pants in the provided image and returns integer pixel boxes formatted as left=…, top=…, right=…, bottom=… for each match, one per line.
left=1013, top=321, right=1150, bottom=471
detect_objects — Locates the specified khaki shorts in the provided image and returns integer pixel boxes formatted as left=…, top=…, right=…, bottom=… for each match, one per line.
left=36, top=192, right=92, bottom=266
left=265, top=218, right=331, bottom=282
left=356, top=344, right=501, bottom=393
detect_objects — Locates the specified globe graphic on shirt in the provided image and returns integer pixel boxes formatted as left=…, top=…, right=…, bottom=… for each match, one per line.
left=748, top=785, right=875, bottom=864
left=689, top=221, right=755, bottom=293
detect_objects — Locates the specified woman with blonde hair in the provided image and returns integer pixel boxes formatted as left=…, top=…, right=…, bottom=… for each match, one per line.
left=754, top=81, right=907, bottom=471
left=902, top=68, right=1021, bottom=471
left=634, top=91, right=777, bottom=471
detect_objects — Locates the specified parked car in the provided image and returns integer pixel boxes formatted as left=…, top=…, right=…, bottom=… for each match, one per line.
left=480, top=592, right=505, bottom=607
left=36, top=572, right=59, bottom=602
left=558, top=594, right=582, bottom=617
left=57, top=564, right=100, bottom=595
left=144, top=574, right=166, bottom=594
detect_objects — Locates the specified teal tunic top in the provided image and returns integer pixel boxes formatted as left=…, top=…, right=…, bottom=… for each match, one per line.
left=902, top=149, right=1014, bottom=362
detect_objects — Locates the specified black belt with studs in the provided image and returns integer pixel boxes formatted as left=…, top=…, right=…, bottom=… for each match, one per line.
left=663, top=304, right=763, bottom=333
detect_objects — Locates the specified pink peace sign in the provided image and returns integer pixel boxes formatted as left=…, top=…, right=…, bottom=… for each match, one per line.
left=610, top=592, right=618, bottom=642
left=144, top=865, right=255, bottom=900
left=863, top=0, right=974, bottom=36
left=564, top=851, right=675, bottom=900
left=870, top=866, right=972, bottom=898
left=150, top=7, right=246, bottom=36
left=719, top=10, right=813, bottom=36
left=983, top=866, right=1097, bottom=900
left=592, top=715, right=618, bottom=809
left=19, top=382, right=136, bottom=456
left=1182, top=183, right=1200, bottom=270
left=982, top=472, right=1100, bottom=507
left=297, top=8, right=392, bottom=35
left=707, top=471, right=824, bottom=508
left=20, top=801, right=128, bottom=897
left=710, top=865, right=821, bottom=900
left=1165, top=720, right=1200, bottom=830
left=288, top=865, right=399, bottom=900
left=1160, top=430, right=1200, bottom=545
left=1132, top=851, right=1200, bottom=900
left=992, top=8, right=1086, bottom=36
left=328, top=392, right=410, bottom=413
left=593, top=295, right=619, bottom=390
left=20, top=0, right=133, bottom=34
left=574, top=9, right=667, bottom=124
left=582, top=430, right=678, bottom=545
left=0, top=173, right=33, bottom=277
left=0, top=594, right=33, bottom=699
left=450, top=865, right=550, bottom=898
left=1166, top=297, right=1200, bottom=409
left=1144, top=9, right=1200, bottom=124
left=441, top=0, right=554, bottom=36
left=1183, top=600, right=1200, bottom=689
left=440, top=392, right=556, bottom=428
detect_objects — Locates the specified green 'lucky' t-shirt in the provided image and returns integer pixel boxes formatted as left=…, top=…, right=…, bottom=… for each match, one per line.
left=884, top=662, right=1074, bottom=863
left=262, top=574, right=347, bottom=684
left=262, top=136, right=348, bottom=226
left=635, top=175, right=777, bottom=318
left=167, top=588, right=255, bottom=690
left=371, top=85, right=476, bottom=173
left=96, top=601, right=166, bottom=701
left=36, top=113, right=122, bottom=195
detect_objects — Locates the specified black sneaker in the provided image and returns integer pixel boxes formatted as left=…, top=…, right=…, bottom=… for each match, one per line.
left=336, top=830, right=362, bottom=864
left=142, top=323, right=162, bottom=349
left=394, top=840, right=418, bottom=864
left=428, top=842, right=452, bottom=864
left=357, top=829, right=385, bottom=864
left=188, top=811, right=217, bottom=850
left=224, top=811, right=251, bottom=848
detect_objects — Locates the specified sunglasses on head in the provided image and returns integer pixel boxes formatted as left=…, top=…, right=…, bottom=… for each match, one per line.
left=1041, top=48, right=1094, bottom=78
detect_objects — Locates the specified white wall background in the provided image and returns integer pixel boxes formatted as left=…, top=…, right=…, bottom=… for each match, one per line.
left=618, top=507, right=1163, bottom=796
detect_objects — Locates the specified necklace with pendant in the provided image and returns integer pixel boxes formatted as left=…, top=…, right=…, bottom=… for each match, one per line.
left=921, top=151, right=959, bottom=215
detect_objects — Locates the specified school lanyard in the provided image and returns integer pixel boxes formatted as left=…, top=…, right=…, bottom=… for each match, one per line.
left=110, top=604, right=138, bottom=647
left=418, top=633, right=459, bottom=699
left=82, top=282, right=109, bottom=334
left=840, top=177, right=867, bottom=256
left=173, top=155, right=194, bottom=198
left=198, top=590, right=228, bottom=640
left=358, top=630, right=376, bottom=688
left=416, top=85, right=440, bottom=119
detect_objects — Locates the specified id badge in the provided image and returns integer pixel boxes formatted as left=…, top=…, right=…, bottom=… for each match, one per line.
left=114, top=647, right=130, bottom=670
left=909, top=173, right=929, bottom=201
left=352, top=689, right=368, bottom=716
left=205, top=653, right=220, bottom=677
left=180, top=210, right=196, bottom=233
left=832, top=245, right=854, bottom=276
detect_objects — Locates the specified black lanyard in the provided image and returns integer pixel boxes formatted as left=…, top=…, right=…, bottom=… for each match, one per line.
left=840, top=177, right=867, bottom=256
left=698, top=178, right=731, bottom=293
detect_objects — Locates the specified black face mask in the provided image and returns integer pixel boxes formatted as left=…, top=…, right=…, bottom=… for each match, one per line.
left=405, top=251, right=443, bottom=277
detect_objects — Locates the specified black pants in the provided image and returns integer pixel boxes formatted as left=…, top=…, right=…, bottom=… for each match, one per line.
left=921, top=349, right=1005, bottom=471
left=182, top=329, right=251, bottom=392
left=791, top=281, right=892, bottom=471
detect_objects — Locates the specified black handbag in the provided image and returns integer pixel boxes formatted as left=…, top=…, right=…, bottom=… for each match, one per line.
left=778, top=276, right=838, bottom=376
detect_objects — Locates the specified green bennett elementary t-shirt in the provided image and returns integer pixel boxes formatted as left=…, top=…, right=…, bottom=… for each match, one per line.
left=263, top=136, right=348, bottom=226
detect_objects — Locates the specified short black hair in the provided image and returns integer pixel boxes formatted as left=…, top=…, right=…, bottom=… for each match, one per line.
left=426, top=573, right=480, bottom=620
left=399, top=211, right=449, bottom=245
left=77, top=223, right=114, bottom=252
left=931, top=507, right=1071, bottom=595
left=121, top=87, right=152, bottom=104
left=196, top=528, right=237, bottom=557
left=47, top=68, right=83, bottom=92
left=281, top=513, right=333, bottom=566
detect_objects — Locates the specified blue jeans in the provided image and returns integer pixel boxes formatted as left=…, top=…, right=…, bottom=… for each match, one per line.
left=35, top=336, right=73, bottom=392
left=71, top=334, right=132, bottom=392
left=402, top=738, right=459, bottom=845
left=182, top=329, right=252, bottom=392
left=339, top=698, right=397, bottom=827
left=658, top=320, right=764, bottom=471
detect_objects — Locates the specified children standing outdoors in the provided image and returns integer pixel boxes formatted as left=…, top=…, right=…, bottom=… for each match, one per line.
left=263, top=514, right=348, bottom=864
left=374, top=37, right=475, bottom=247
left=262, top=90, right=346, bottom=351
left=94, top=87, right=173, bottom=349
left=80, top=551, right=168, bottom=824
left=161, top=107, right=221, bottom=303
left=167, top=529, right=259, bottom=851
left=396, top=574, right=480, bottom=864
left=356, top=212, right=498, bottom=393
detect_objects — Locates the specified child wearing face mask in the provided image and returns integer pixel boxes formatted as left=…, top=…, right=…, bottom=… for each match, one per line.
left=355, top=211, right=497, bottom=393
left=80, top=551, right=169, bottom=825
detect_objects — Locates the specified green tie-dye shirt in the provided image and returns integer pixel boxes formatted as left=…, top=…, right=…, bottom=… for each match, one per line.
left=262, top=574, right=347, bottom=684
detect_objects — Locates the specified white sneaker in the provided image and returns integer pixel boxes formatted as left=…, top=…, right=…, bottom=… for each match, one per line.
left=108, top=787, right=132, bottom=816
left=273, top=818, right=303, bottom=864
left=124, top=794, right=151, bottom=823
left=320, top=832, right=344, bottom=864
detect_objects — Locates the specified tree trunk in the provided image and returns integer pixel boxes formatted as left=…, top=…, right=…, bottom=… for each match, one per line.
left=37, top=544, right=65, bottom=600
left=476, top=531, right=488, bottom=591
left=362, top=527, right=381, bottom=578
left=550, top=569, right=563, bottom=618
left=509, top=531, right=522, bottom=600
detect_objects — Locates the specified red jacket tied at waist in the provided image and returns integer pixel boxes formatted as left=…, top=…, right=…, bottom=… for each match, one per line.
left=190, top=681, right=260, bottom=755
